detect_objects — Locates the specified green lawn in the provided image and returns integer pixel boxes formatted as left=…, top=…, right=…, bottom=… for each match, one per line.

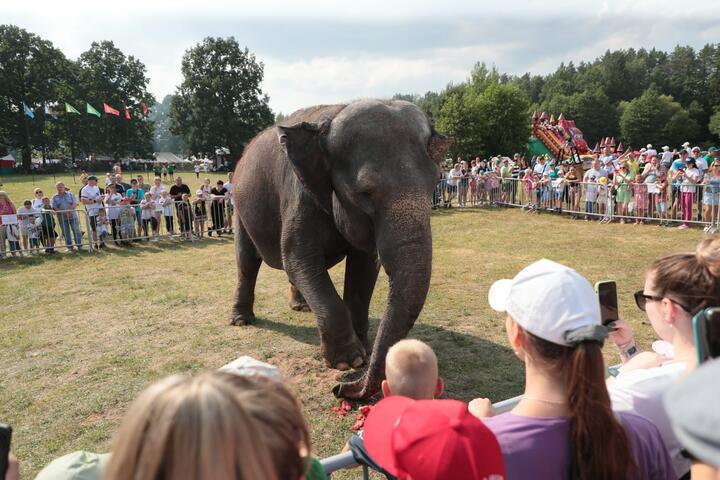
left=0, top=176, right=710, bottom=478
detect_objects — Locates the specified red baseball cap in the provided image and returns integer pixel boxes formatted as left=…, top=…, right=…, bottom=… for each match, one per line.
left=364, top=397, right=506, bottom=480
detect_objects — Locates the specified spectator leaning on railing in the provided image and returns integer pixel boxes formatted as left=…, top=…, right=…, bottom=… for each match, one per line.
left=471, top=259, right=675, bottom=480
left=51, top=182, right=83, bottom=251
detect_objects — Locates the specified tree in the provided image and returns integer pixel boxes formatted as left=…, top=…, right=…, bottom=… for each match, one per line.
left=620, top=88, right=699, bottom=148
left=0, top=25, right=70, bottom=171
left=435, top=91, right=482, bottom=159
left=150, top=95, right=185, bottom=154
left=709, top=109, right=720, bottom=139
left=77, top=41, right=155, bottom=160
left=475, top=83, right=530, bottom=156
left=170, top=37, right=274, bottom=161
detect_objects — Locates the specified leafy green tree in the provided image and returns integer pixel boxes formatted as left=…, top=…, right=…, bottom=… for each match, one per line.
left=77, top=41, right=155, bottom=160
left=476, top=83, right=530, bottom=156
left=0, top=25, right=70, bottom=171
left=436, top=91, right=483, bottom=159
left=170, top=37, right=274, bottom=161
left=620, top=88, right=698, bottom=148
left=150, top=95, right=185, bottom=154
left=709, top=109, right=720, bottom=139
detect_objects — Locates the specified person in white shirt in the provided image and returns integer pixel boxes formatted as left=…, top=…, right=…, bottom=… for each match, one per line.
left=32, top=188, right=44, bottom=209
left=446, top=163, right=463, bottom=206
left=224, top=172, right=234, bottom=233
left=140, top=192, right=158, bottom=240
left=583, top=159, right=605, bottom=183
left=159, top=190, right=175, bottom=235
left=532, top=156, right=549, bottom=177
left=645, top=144, right=658, bottom=158
left=607, top=238, right=720, bottom=479
left=660, top=146, right=674, bottom=169
left=80, top=175, right=104, bottom=248
left=17, top=199, right=40, bottom=253
left=105, top=184, right=123, bottom=245
left=677, top=158, right=701, bottom=229
left=150, top=176, right=166, bottom=199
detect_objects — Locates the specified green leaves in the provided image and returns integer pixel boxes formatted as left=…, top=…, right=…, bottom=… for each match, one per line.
left=620, top=88, right=699, bottom=148
left=169, top=37, right=274, bottom=159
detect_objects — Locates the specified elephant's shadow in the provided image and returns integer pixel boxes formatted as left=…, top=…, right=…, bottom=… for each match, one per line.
left=253, top=317, right=524, bottom=402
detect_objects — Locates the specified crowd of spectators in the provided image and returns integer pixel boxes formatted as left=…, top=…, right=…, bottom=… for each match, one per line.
left=437, top=144, right=720, bottom=231
left=3, top=238, right=719, bottom=480
left=0, top=163, right=234, bottom=257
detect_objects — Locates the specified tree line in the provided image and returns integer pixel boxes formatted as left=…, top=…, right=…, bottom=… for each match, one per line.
left=396, top=44, right=720, bottom=160
left=1, top=26, right=273, bottom=172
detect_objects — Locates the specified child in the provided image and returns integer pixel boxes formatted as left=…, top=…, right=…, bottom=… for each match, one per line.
left=656, top=170, right=669, bottom=226
left=118, top=198, right=136, bottom=245
left=522, top=168, right=534, bottom=209
left=584, top=175, right=598, bottom=220
left=105, top=185, right=122, bottom=245
left=17, top=199, right=40, bottom=254
left=153, top=191, right=163, bottom=237
left=193, top=188, right=207, bottom=238
left=632, top=175, right=648, bottom=224
left=597, top=176, right=608, bottom=220
left=159, top=190, right=174, bottom=235
left=96, top=208, right=109, bottom=246
left=140, top=192, right=156, bottom=240
left=39, top=196, right=57, bottom=253
left=177, top=193, right=193, bottom=240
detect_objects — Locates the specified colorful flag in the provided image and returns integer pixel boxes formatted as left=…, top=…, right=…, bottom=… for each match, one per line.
left=65, top=102, right=81, bottom=114
left=22, top=102, right=35, bottom=119
left=44, top=103, right=58, bottom=120
left=103, top=103, right=120, bottom=116
left=124, top=105, right=131, bottom=120
left=86, top=103, right=101, bottom=117
left=141, top=102, right=148, bottom=115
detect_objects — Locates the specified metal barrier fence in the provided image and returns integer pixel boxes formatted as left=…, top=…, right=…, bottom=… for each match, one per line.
left=321, top=394, right=522, bottom=476
left=0, top=197, right=234, bottom=258
left=436, top=176, right=720, bottom=232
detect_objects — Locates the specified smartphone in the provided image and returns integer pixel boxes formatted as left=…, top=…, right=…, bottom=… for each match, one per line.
left=596, top=281, right=619, bottom=326
left=693, top=307, right=720, bottom=364
left=0, top=423, right=11, bottom=478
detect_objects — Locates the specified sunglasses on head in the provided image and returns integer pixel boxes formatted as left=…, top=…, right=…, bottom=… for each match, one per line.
left=634, top=290, right=691, bottom=312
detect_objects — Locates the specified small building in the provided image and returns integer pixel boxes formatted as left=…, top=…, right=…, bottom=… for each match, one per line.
left=0, top=154, right=16, bottom=174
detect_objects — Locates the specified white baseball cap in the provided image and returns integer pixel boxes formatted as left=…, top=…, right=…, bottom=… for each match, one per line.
left=662, top=146, right=670, bottom=151
left=488, top=259, right=604, bottom=347
left=646, top=144, right=653, bottom=149
left=682, top=141, right=691, bottom=147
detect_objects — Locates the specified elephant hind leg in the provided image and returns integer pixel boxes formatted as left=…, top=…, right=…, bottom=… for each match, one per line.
left=288, top=283, right=311, bottom=312
left=230, top=219, right=262, bottom=326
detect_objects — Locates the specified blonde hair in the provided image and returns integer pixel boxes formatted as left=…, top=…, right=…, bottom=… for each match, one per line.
left=224, top=375, right=311, bottom=479
left=105, top=372, right=277, bottom=480
left=385, top=339, right=439, bottom=399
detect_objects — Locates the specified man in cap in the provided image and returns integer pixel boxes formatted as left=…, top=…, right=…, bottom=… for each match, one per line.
left=691, top=147, right=708, bottom=220
left=646, top=143, right=657, bottom=158
left=661, top=146, right=674, bottom=169
left=682, top=141, right=692, bottom=155
left=81, top=175, right=104, bottom=248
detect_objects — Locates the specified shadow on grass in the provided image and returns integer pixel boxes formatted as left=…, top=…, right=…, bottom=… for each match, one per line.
left=252, top=315, right=524, bottom=403
left=0, top=236, right=234, bottom=269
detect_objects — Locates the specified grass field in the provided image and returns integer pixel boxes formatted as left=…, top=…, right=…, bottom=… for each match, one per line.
left=0, top=172, right=711, bottom=478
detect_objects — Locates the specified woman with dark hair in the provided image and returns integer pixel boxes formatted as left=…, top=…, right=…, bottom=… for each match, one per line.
left=677, top=157, right=701, bottom=229
left=470, top=259, right=674, bottom=480
left=210, top=180, right=228, bottom=236
left=607, top=238, right=720, bottom=477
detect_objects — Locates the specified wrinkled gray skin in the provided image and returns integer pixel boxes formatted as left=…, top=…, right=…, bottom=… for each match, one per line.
left=231, top=99, right=450, bottom=399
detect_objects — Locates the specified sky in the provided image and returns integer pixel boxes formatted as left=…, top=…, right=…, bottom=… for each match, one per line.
left=3, top=0, right=720, bottom=115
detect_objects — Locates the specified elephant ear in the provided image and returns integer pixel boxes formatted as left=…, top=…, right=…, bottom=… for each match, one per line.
left=428, top=131, right=453, bottom=165
left=278, top=122, right=333, bottom=215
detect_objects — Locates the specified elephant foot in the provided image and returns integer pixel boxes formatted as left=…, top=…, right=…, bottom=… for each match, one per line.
left=229, top=312, right=255, bottom=326
left=289, top=301, right=311, bottom=312
left=322, top=335, right=366, bottom=372
left=332, top=376, right=381, bottom=400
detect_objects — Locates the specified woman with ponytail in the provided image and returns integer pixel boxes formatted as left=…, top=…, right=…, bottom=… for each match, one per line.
left=607, top=237, right=720, bottom=478
left=470, top=259, right=674, bottom=479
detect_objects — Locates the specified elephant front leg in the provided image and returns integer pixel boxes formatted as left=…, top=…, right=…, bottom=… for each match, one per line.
left=286, top=255, right=366, bottom=371
left=287, top=283, right=311, bottom=312
left=230, top=220, right=262, bottom=326
left=343, top=248, right=379, bottom=353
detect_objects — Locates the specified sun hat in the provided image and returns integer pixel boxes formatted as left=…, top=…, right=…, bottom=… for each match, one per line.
left=488, top=259, right=606, bottom=347
left=35, top=451, right=110, bottom=480
left=682, top=141, right=691, bottom=147
left=664, top=359, right=720, bottom=468
left=646, top=143, right=653, bottom=149
left=363, top=396, right=506, bottom=480
left=599, top=176, right=608, bottom=185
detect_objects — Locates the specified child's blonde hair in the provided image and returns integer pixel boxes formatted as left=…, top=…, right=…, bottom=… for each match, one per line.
left=385, top=339, right=439, bottom=400
left=105, top=372, right=277, bottom=480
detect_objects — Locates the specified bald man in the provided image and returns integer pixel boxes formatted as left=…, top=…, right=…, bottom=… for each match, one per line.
left=382, top=339, right=444, bottom=400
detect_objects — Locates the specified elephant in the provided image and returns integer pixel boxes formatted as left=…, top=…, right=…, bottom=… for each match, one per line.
left=230, top=99, right=451, bottom=399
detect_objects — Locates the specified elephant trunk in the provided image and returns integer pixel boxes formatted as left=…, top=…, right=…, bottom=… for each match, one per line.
left=364, top=198, right=433, bottom=393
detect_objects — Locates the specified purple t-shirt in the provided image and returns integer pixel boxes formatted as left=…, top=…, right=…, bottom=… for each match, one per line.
left=483, top=412, right=674, bottom=480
